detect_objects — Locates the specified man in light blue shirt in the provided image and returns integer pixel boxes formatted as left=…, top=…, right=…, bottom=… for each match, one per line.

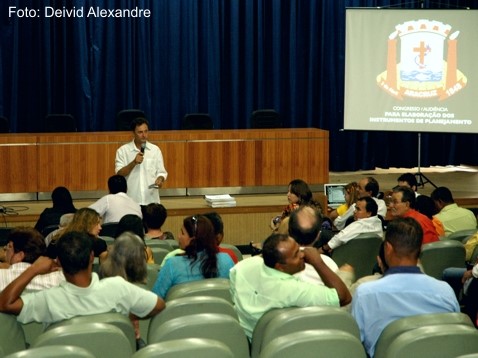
left=351, top=217, right=460, bottom=357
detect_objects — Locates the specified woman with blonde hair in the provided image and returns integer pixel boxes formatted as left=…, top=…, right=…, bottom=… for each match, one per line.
left=48, top=207, right=107, bottom=260
left=328, top=182, right=359, bottom=221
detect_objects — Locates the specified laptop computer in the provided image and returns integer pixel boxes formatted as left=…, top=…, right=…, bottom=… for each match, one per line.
left=324, top=183, right=347, bottom=209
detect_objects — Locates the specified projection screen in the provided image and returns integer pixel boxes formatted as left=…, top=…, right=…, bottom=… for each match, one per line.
left=344, top=9, right=478, bottom=133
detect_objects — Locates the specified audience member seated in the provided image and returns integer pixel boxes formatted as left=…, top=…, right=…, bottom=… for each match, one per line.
left=328, top=182, right=359, bottom=221
left=100, top=232, right=149, bottom=346
left=431, top=186, right=477, bottom=237
left=34, top=186, right=76, bottom=234
left=44, top=213, right=74, bottom=247
left=334, top=177, right=386, bottom=230
left=152, top=215, right=234, bottom=299
left=415, top=195, right=445, bottom=237
left=47, top=208, right=108, bottom=261
left=204, top=212, right=238, bottom=264
left=320, top=197, right=383, bottom=255
left=0, top=227, right=65, bottom=291
left=351, top=217, right=460, bottom=357
left=89, top=175, right=142, bottom=224
left=0, top=231, right=165, bottom=324
left=115, top=214, right=154, bottom=264
left=389, top=186, right=439, bottom=244
left=230, top=233, right=351, bottom=339
left=143, top=203, right=174, bottom=241
left=397, top=172, right=420, bottom=197
left=270, top=179, right=322, bottom=231
left=288, top=205, right=354, bottom=286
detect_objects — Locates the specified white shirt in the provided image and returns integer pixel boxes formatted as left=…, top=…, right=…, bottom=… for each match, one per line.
left=89, top=192, right=142, bottom=224
left=333, top=198, right=386, bottom=230
left=294, top=254, right=339, bottom=285
left=115, top=140, right=168, bottom=205
left=0, top=262, right=65, bottom=292
left=328, top=216, right=384, bottom=250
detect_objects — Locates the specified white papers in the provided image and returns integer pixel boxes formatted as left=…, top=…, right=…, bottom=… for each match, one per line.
left=205, top=194, right=236, bottom=208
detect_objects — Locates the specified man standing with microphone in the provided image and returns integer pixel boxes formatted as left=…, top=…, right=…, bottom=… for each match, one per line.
left=115, top=117, right=168, bottom=205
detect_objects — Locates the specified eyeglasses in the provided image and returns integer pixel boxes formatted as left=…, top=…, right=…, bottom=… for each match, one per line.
left=191, top=215, right=198, bottom=237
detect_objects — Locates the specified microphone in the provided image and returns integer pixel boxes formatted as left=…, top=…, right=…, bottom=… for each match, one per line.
left=140, top=142, right=146, bottom=154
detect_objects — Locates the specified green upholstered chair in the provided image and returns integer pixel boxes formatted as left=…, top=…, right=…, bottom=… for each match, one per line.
left=331, top=233, right=383, bottom=280
left=0, top=313, right=27, bottom=355
left=259, top=329, right=366, bottom=358
left=374, top=312, right=474, bottom=358
left=40, top=319, right=134, bottom=357
left=383, top=324, right=478, bottom=358
left=4, top=345, right=95, bottom=358
left=165, top=278, right=232, bottom=303
left=148, top=313, right=249, bottom=358
left=419, top=240, right=466, bottom=279
left=132, top=338, right=234, bottom=358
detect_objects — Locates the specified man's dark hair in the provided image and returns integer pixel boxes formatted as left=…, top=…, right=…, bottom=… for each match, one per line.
left=393, top=186, right=416, bottom=209
left=57, top=231, right=93, bottom=275
left=358, top=196, right=378, bottom=216
left=385, top=217, right=423, bottom=259
left=108, top=175, right=127, bottom=194
left=288, top=206, right=321, bottom=246
left=130, top=117, right=149, bottom=131
left=364, top=177, right=380, bottom=197
left=8, top=228, right=46, bottom=264
left=143, top=203, right=167, bottom=230
left=262, top=233, right=289, bottom=268
left=430, top=186, right=455, bottom=205
left=397, top=173, right=418, bottom=190
left=203, top=212, right=224, bottom=236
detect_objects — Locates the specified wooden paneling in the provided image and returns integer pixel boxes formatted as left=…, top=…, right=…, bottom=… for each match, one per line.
left=0, top=128, right=328, bottom=193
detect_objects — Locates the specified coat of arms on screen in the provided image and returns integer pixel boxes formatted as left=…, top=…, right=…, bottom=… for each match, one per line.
left=377, top=19, right=467, bottom=101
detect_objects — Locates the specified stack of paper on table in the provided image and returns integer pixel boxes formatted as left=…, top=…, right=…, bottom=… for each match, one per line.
left=205, top=194, right=237, bottom=208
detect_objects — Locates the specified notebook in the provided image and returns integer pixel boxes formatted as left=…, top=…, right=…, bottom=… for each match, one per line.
left=324, top=183, right=347, bottom=209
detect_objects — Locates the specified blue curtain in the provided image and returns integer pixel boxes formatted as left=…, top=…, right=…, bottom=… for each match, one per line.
left=1, top=0, right=478, bottom=170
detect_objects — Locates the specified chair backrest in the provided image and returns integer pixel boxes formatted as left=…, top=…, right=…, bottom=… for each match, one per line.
left=259, top=329, right=366, bottom=358
left=20, top=321, right=45, bottom=348
left=148, top=313, right=249, bottom=358
left=100, top=222, right=120, bottom=238
left=220, top=243, right=243, bottom=261
left=4, top=345, right=95, bottom=358
left=136, top=263, right=161, bottom=291
left=250, top=109, right=282, bottom=129
left=383, top=324, right=478, bottom=358
left=45, top=313, right=136, bottom=353
left=165, top=239, right=179, bottom=249
left=150, top=247, right=170, bottom=265
left=44, top=114, right=77, bottom=132
left=116, top=109, right=146, bottom=131
left=146, top=240, right=173, bottom=251
left=181, top=113, right=213, bottom=130
left=419, top=240, right=466, bottom=279
left=374, top=312, right=473, bottom=358
left=331, top=233, right=383, bottom=280
left=0, top=313, right=27, bottom=355
left=148, top=296, right=237, bottom=343
left=252, top=306, right=360, bottom=358
left=165, top=278, right=232, bottom=303
left=33, top=322, right=132, bottom=358
left=445, top=229, right=478, bottom=242
left=0, top=116, right=9, bottom=133
left=132, top=338, right=234, bottom=358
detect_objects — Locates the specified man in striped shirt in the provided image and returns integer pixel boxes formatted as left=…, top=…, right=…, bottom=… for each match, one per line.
left=0, top=227, right=64, bottom=291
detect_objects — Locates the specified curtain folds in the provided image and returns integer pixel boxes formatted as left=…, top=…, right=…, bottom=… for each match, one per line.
left=1, top=0, right=477, bottom=170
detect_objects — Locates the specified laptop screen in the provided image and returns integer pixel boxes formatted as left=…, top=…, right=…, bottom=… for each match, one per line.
left=324, top=184, right=347, bottom=208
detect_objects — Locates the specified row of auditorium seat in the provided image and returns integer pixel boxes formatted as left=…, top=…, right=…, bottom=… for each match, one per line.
left=3, top=281, right=478, bottom=357
left=0, top=109, right=282, bottom=133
